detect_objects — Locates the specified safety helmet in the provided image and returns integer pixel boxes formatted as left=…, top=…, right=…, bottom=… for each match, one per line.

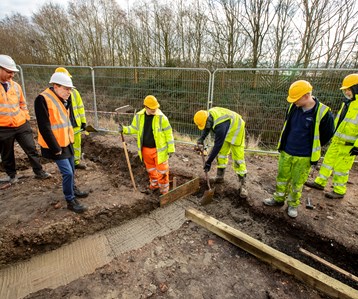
left=340, top=74, right=358, bottom=90
left=287, top=80, right=313, bottom=103
left=0, top=54, right=19, bottom=72
left=193, top=110, right=208, bottom=130
left=49, top=72, right=75, bottom=88
left=55, top=67, right=72, bottom=78
left=143, top=95, right=160, bottom=109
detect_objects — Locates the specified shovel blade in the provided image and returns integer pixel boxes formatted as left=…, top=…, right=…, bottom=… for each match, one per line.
left=200, top=188, right=215, bottom=206
left=85, top=125, right=98, bottom=132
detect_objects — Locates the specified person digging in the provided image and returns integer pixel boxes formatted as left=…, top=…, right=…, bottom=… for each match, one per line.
left=193, top=107, right=248, bottom=199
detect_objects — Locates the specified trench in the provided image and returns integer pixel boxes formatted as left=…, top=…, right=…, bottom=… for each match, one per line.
left=1, top=134, right=357, bottom=297
left=0, top=200, right=192, bottom=299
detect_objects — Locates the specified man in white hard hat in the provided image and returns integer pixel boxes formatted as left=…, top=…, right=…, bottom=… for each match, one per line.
left=55, top=67, right=87, bottom=170
left=0, top=54, right=51, bottom=184
left=34, top=72, right=88, bottom=213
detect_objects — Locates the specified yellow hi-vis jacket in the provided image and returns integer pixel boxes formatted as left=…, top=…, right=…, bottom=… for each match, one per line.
left=0, top=80, right=30, bottom=127
left=334, top=95, right=358, bottom=147
left=209, top=107, right=245, bottom=146
left=37, top=88, right=74, bottom=148
left=278, top=102, right=330, bottom=163
left=123, top=108, right=175, bottom=164
left=71, top=89, right=86, bottom=128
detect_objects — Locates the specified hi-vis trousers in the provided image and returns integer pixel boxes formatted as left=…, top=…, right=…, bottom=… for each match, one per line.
left=274, top=151, right=311, bottom=207
left=142, top=147, right=169, bottom=194
left=314, top=140, right=355, bottom=195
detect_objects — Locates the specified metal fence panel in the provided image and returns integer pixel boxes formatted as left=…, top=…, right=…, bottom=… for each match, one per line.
left=211, top=68, right=358, bottom=149
left=91, top=67, right=212, bottom=139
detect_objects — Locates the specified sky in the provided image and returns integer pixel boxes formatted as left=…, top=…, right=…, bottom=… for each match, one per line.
left=0, top=0, right=134, bottom=19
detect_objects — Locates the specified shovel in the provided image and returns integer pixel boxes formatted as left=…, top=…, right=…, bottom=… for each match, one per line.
left=200, top=149, right=215, bottom=205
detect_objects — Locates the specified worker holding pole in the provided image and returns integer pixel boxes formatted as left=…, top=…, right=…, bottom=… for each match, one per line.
left=305, top=74, right=358, bottom=199
left=263, top=80, right=334, bottom=218
left=118, top=95, right=175, bottom=195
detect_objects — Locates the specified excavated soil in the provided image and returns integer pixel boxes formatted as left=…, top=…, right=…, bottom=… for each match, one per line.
left=0, top=130, right=357, bottom=299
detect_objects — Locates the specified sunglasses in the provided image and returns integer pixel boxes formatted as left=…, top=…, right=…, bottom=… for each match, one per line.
left=1, top=67, right=15, bottom=74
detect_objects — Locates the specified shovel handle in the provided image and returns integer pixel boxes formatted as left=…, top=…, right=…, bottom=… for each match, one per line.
left=200, top=149, right=212, bottom=190
left=120, top=132, right=137, bottom=191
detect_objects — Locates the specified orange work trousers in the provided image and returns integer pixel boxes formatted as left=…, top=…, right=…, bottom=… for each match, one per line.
left=142, top=147, right=169, bottom=194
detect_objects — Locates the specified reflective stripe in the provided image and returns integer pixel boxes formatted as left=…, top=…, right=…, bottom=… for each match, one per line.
left=0, top=110, right=21, bottom=116
left=146, top=167, right=156, bottom=172
left=276, top=192, right=286, bottom=197
left=321, top=163, right=333, bottom=170
left=334, top=132, right=356, bottom=142
left=217, top=163, right=228, bottom=167
left=218, top=154, right=228, bottom=159
left=333, top=182, right=345, bottom=187
left=233, top=159, right=245, bottom=164
left=277, top=181, right=288, bottom=186
left=333, top=170, right=349, bottom=176
left=318, top=173, right=328, bottom=180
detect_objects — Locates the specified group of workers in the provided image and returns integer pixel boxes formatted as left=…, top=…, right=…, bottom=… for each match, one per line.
left=1, top=53, right=357, bottom=218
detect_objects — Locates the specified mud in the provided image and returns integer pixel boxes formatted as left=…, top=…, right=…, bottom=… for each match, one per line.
left=0, top=132, right=357, bottom=298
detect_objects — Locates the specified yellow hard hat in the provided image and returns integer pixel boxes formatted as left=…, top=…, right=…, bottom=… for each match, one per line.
left=55, top=67, right=72, bottom=78
left=340, top=74, right=358, bottom=90
left=193, top=110, right=208, bottom=130
left=287, top=80, right=313, bottom=103
left=143, top=95, right=160, bottom=109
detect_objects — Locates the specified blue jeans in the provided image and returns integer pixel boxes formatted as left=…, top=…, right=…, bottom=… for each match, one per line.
left=55, top=157, right=75, bottom=201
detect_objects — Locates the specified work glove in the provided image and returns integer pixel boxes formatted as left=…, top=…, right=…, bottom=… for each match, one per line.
left=118, top=123, right=123, bottom=133
left=81, top=123, right=87, bottom=131
left=203, top=161, right=211, bottom=172
left=349, top=146, right=358, bottom=156
left=168, top=152, right=174, bottom=158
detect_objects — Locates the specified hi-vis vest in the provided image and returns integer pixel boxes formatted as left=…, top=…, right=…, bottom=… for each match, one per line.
left=38, top=88, right=74, bottom=149
left=333, top=95, right=358, bottom=147
left=209, top=107, right=245, bottom=146
left=278, top=102, right=330, bottom=163
left=71, top=89, right=86, bottom=128
left=123, top=108, right=175, bottom=164
left=0, top=80, right=30, bottom=127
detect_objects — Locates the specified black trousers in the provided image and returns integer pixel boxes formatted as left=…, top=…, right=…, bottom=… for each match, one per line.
left=0, top=121, right=43, bottom=178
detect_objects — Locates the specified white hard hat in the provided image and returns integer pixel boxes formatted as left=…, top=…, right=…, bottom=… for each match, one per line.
left=49, top=72, right=75, bottom=88
left=0, top=55, right=19, bottom=72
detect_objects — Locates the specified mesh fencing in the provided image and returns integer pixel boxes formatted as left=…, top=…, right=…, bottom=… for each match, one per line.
left=16, top=65, right=358, bottom=150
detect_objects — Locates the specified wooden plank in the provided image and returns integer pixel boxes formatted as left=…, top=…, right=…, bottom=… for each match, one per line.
left=185, top=207, right=358, bottom=299
left=160, top=177, right=200, bottom=207
left=299, top=247, right=358, bottom=283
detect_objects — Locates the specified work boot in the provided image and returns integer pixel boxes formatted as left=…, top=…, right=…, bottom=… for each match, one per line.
left=34, top=170, right=52, bottom=180
left=75, top=162, right=87, bottom=170
left=324, top=191, right=344, bottom=199
left=67, top=199, right=88, bottom=213
left=304, top=181, right=324, bottom=190
left=214, top=168, right=225, bottom=183
left=74, top=186, right=89, bottom=198
left=287, top=206, right=298, bottom=218
left=263, top=198, right=284, bottom=206
left=238, top=175, right=248, bottom=198
left=9, top=175, right=19, bottom=184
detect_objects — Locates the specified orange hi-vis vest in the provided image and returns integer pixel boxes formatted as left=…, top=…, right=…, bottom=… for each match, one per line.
left=38, top=88, right=74, bottom=149
left=0, top=80, right=30, bottom=127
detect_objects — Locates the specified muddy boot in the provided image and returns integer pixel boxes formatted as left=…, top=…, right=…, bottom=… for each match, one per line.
left=212, top=168, right=225, bottom=184
left=238, top=175, right=248, bottom=199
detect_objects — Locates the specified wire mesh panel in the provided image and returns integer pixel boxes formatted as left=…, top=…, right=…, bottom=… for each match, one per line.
left=19, top=65, right=94, bottom=119
left=211, top=68, right=357, bottom=150
left=92, top=67, right=211, bottom=139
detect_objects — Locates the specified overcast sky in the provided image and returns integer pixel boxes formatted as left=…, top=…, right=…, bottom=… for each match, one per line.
left=0, top=0, right=134, bottom=18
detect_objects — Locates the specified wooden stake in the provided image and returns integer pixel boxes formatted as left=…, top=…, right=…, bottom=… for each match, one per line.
left=160, top=177, right=199, bottom=207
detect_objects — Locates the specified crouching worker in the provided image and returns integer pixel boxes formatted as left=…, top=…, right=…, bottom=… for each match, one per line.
left=193, top=107, right=248, bottom=198
left=34, top=72, right=89, bottom=213
left=119, top=95, right=175, bottom=195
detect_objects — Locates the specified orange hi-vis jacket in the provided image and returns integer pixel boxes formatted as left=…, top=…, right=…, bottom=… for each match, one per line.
left=0, top=80, right=30, bottom=127
left=37, top=88, right=74, bottom=149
